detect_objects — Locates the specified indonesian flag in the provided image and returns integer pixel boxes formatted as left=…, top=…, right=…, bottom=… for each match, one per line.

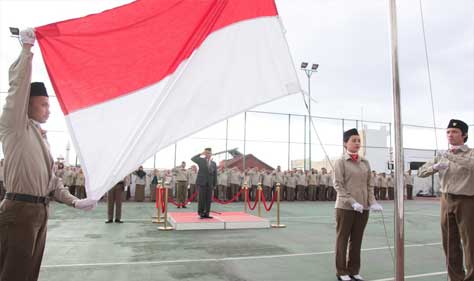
left=35, top=0, right=301, bottom=200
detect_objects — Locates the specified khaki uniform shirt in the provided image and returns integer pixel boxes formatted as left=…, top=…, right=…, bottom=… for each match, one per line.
left=418, top=145, right=474, bottom=196
left=404, top=174, right=414, bottom=185
left=229, top=170, right=242, bottom=185
left=378, top=176, right=388, bottom=188
left=249, top=170, right=261, bottom=186
left=386, top=175, right=394, bottom=188
left=296, top=173, right=306, bottom=186
left=320, top=173, right=330, bottom=186
left=308, top=173, right=319, bottom=186
left=188, top=170, right=197, bottom=185
left=334, top=153, right=376, bottom=210
left=262, top=173, right=273, bottom=187
left=217, top=170, right=229, bottom=186
left=0, top=49, right=76, bottom=205
left=173, top=166, right=188, bottom=182
left=272, top=171, right=284, bottom=185
left=285, top=175, right=296, bottom=188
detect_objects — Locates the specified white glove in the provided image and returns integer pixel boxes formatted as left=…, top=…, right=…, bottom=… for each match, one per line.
left=433, top=162, right=448, bottom=171
left=370, top=203, right=383, bottom=212
left=74, top=198, right=97, bottom=211
left=351, top=202, right=364, bottom=213
left=20, top=28, right=36, bottom=45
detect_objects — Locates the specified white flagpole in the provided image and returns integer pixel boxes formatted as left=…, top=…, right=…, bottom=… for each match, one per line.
left=388, top=0, right=405, bottom=280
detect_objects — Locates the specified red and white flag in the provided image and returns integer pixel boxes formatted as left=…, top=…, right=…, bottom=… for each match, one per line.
left=35, top=0, right=300, bottom=199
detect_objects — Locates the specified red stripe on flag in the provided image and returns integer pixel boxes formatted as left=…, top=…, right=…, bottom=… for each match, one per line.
left=35, top=0, right=278, bottom=114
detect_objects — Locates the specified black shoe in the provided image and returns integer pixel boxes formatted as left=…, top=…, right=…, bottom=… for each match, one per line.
left=115, top=220, right=123, bottom=223
left=204, top=215, right=213, bottom=219
left=336, top=275, right=352, bottom=281
left=105, top=220, right=113, bottom=224
left=182, top=206, right=187, bottom=208
left=199, top=216, right=206, bottom=219
left=350, top=275, right=364, bottom=281
left=177, top=206, right=181, bottom=209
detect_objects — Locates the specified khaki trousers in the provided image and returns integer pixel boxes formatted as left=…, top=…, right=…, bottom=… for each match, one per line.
left=176, top=181, right=187, bottom=204
left=335, top=208, right=369, bottom=276
left=107, top=183, right=124, bottom=221
left=441, top=194, right=474, bottom=281
left=0, top=200, right=48, bottom=281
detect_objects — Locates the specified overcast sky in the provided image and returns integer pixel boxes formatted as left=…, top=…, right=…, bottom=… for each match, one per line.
left=0, top=0, right=472, bottom=167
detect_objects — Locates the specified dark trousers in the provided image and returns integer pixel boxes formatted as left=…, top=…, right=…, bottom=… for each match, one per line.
left=318, top=185, right=327, bottom=201
left=230, top=184, right=240, bottom=201
left=379, top=187, right=387, bottom=200
left=373, top=187, right=380, bottom=200
left=217, top=185, right=227, bottom=200
left=197, top=184, right=213, bottom=216
left=0, top=200, right=48, bottom=281
left=296, top=185, right=305, bottom=201
left=327, top=186, right=336, bottom=201
left=335, top=208, right=369, bottom=276
left=189, top=184, right=197, bottom=202
left=107, top=183, right=124, bottom=221
left=441, top=194, right=474, bottom=281
left=406, top=184, right=413, bottom=200
left=0, top=182, right=4, bottom=201
left=388, top=187, right=394, bottom=200
left=263, top=185, right=272, bottom=201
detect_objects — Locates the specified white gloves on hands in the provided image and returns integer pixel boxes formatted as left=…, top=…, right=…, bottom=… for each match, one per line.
left=74, top=198, right=97, bottom=211
left=370, top=203, right=383, bottom=212
left=352, top=202, right=364, bottom=214
left=433, top=162, right=448, bottom=171
left=20, top=28, right=36, bottom=45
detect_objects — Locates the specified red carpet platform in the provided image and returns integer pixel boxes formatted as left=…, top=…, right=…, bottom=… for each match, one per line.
left=168, top=212, right=270, bottom=231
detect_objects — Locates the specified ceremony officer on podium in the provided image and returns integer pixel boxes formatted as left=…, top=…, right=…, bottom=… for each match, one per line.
left=191, top=148, right=217, bottom=219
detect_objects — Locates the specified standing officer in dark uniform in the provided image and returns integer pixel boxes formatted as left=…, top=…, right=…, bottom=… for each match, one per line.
left=191, top=148, right=217, bottom=219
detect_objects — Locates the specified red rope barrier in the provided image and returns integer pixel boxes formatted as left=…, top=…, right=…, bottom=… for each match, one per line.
left=155, top=186, right=160, bottom=209
left=261, top=189, right=277, bottom=211
left=212, top=189, right=242, bottom=204
left=160, top=188, right=166, bottom=212
left=246, top=188, right=259, bottom=210
left=168, top=191, right=198, bottom=207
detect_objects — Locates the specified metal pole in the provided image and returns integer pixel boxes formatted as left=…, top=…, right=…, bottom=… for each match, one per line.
left=388, top=0, right=405, bottom=279
left=153, top=154, right=156, bottom=169
left=243, top=112, right=247, bottom=170
left=308, top=74, right=312, bottom=170
left=174, top=143, right=177, bottom=167
left=288, top=114, right=291, bottom=170
left=304, top=115, right=307, bottom=170
left=342, top=119, right=345, bottom=154
left=225, top=119, right=229, bottom=169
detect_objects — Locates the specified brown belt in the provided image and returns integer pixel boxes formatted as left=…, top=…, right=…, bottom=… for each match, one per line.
left=5, top=192, right=50, bottom=205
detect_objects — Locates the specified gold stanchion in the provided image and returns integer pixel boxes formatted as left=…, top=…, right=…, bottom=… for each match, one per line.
left=152, top=185, right=164, bottom=224
left=271, top=183, right=286, bottom=228
left=243, top=184, right=248, bottom=213
left=158, top=187, right=174, bottom=231
left=257, top=183, right=263, bottom=217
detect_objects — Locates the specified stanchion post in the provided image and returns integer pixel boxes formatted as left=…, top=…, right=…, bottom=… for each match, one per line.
left=257, top=183, right=263, bottom=217
left=243, top=183, right=248, bottom=213
left=152, top=184, right=164, bottom=224
left=271, top=183, right=286, bottom=228
left=158, top=187, right=174, bottom=231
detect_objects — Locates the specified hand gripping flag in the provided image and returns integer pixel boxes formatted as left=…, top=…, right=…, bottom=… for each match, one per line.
left=35, top=0, right=301, bottom=199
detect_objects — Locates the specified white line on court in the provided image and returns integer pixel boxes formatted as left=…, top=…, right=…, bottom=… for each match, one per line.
left=41, top=242, right=441, bottom=269
left=369, top=271, right=447, bottom=281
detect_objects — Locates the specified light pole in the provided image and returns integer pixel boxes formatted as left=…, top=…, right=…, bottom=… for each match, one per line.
left=300, top=62, right=318, bottom=170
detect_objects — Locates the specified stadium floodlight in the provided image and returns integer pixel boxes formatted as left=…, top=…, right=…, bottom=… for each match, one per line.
left=300, top=62, right=308, bottom=69
left=311, top=64, right=319, bottom=71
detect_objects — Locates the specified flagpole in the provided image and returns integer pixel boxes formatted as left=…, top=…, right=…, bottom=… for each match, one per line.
left=388, top=0, right=405, bottom=280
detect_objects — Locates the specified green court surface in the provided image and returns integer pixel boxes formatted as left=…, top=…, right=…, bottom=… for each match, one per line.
left=40, top=199, right=447, bottom=281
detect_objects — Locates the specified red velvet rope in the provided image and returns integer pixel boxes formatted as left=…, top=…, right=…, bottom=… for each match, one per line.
left=261, top=189, right=277, bottom=211
left=246, top=188, right=259, bottom=210
left=168, top=191, right=198, bottom=207
left=212, top=189, right=242, bottom=204
left=155, top=186, right=160, bottom=209
left=160, top=188, right=166, bottom=212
